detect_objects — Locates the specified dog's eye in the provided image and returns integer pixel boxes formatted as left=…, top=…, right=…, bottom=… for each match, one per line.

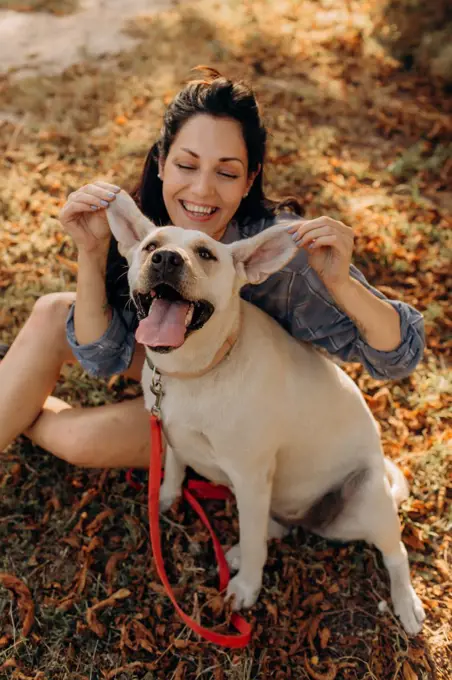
left=197, top=247, right=217, bottom=261
left=144, top=241, right=157, bottom=253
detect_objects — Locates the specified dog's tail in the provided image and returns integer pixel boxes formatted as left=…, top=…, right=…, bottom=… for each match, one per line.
left=384, top=457, right=409, bottom=507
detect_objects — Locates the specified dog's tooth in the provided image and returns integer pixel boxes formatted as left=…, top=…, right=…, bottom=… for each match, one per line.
left=185, top=303, right=195, bottom=327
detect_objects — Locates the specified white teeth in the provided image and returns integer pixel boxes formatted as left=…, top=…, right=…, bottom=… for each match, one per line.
left=182, top=201, right=216, bottom=215
left=185, top=303, right=194, bottom=327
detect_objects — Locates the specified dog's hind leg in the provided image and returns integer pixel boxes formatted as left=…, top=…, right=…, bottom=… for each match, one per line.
left=327, top=471, right=425, bottom=635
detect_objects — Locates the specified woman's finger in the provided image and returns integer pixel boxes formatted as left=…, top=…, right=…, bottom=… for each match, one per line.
left=286, top=219, right=308, bottom=234
left=68, top=184, right=119, bottom=204
left=66, top=191, right=116, bottom=211
left=92, top=180, right=121, bottom=193
left=288, top=216, right=348, bottom=238
left=307, top=234, right=339, bottom=250
left=294, top=225, right=333, bottom=247
left=59, top=201, right=101, bottom=224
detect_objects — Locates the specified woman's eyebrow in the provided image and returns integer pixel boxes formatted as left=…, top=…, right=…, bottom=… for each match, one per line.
left=219, top=156, right=244, bottom=166
left=180, top=147, right=244, bottom=167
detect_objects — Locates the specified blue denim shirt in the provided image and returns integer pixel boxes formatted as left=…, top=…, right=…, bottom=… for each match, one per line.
left=66, top=214, right=425, bottom=380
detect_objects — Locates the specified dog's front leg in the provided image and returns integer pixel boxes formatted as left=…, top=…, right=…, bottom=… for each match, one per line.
left=159, top=446, right=185, bottom=513
left=226, top=472, right=273, bottom=610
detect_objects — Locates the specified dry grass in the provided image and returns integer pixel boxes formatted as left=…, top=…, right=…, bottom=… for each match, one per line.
left=0, top=1, right=451, bottom=678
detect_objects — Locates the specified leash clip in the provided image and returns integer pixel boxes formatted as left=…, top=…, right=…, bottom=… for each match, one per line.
left=150, top=366, right=164, bottom=419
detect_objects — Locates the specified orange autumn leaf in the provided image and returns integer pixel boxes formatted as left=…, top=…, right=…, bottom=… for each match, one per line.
left=86, top=588, right=131, bottom=637
left=403, top=661, right=418, bottom=680
left=319, top=627, right=331, bottom=649
left=55, top=254, right=78, bottom=275
left=0, top=573, right=35, bottom=637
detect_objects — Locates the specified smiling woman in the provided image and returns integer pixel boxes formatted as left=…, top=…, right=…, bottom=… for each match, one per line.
left=0, top=67, right=425, bottom=469
left=159, top=115, right=253, bottom=238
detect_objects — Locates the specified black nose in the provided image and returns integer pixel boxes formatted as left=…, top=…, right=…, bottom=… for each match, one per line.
left=151, top=250, right=183, bottom=274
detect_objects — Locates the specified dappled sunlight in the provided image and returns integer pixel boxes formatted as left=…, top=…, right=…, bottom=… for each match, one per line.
left=0, top=1, right=450, bottom=678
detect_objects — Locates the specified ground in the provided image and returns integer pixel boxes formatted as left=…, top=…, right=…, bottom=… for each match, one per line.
left=0, top=1, right=450, bottom=679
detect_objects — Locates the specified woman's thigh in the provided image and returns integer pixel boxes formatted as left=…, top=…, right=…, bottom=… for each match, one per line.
left=44, top=396, right=153, bottom=469
left=23, top=294, right=151, bottom=467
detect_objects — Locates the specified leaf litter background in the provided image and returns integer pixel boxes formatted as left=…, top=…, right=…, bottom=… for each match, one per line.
left=0, top=0, right=451, bottom=678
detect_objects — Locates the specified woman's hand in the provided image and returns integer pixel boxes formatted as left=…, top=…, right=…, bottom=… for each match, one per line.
left=59, top=181, right=121, bottom=254
left=288, top=216, right=354, bottom=293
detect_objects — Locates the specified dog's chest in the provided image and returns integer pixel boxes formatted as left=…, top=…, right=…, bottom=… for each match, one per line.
left=162, top=398, right=232, bottom=486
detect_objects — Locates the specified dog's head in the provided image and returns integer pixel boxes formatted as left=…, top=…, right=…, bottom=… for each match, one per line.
left=107, top=191, right=298, bottom=353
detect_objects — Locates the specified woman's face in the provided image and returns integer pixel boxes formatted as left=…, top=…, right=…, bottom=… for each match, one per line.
left=160, top=114, right=257, bottom=241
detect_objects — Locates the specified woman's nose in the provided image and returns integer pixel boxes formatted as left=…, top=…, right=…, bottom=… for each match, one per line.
left=192, top=172, right=215, bottom=197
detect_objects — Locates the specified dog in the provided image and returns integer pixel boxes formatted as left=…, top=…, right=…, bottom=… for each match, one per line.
left=107, top=191, right=425, bottom=635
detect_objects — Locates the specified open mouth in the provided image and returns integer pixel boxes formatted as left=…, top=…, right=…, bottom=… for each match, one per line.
left=134, top=283, right=214, bottom=352
left=180, top=200, right=219, bottom=220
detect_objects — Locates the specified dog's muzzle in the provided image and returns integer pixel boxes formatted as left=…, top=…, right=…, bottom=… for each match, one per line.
left=133, top=250, right=215, bottom=352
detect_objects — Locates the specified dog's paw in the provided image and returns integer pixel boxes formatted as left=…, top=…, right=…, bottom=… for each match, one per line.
left=226, top=573, right=261, bottom=610
left=225, top=544, right=241, bottom=572
left=393, top=586, right=425, bottom=635
left=159, top=490, right=180, bottom=514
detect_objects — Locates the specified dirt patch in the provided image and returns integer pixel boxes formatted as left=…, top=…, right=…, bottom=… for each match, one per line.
left=0, top=0, right=176, bottom=79
left=1, top=0, right=79, bottom=15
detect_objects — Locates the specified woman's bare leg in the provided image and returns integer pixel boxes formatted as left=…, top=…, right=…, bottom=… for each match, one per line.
left=0, top=293, right=76, bottom=452
left=1, top=292, right=150, bottom=468
left=24, top=345, right=151, bottom=468
left=26, top=394, right=151, bottom=468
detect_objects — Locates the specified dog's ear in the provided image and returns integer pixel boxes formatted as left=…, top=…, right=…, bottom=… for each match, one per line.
left=106, top=191, right=156, bottom=260
left=230, top=224, right=298, bottom=285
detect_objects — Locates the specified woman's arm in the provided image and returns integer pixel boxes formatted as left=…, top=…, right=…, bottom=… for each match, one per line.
left=74, top=247, right=112, bottom=345
left=286, top=215, right=425, bottom=378
left=327, top=276, right=401, bottom=352
left=60, top=181, right=137, bottom=377
left=66, top=245, right=137, bottom=378
left=286, top=263, right=424, bottom=380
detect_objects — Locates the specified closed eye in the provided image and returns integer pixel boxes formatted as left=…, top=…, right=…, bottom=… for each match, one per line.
left=219, top=171, right=239, bottom=179
left=176, top=163, right=238, bottom=179
left=197, top=246, right=217, bottom=261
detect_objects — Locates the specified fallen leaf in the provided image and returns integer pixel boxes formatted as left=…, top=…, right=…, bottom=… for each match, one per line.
left=0, top=572, right=35, bottom=636
left=403, top=660, right=418, bottom=680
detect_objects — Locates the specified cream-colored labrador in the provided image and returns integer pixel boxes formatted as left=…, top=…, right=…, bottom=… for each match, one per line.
left=107, top=192, right=425, bottom=635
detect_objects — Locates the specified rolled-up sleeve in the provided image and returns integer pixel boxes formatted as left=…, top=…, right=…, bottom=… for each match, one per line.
left=289, top=263, right=425, bottom=380
left=66, top=304, right=136, bottom=378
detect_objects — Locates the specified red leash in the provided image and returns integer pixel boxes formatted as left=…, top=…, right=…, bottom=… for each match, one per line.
left=147, top=414, right=252, bottom=647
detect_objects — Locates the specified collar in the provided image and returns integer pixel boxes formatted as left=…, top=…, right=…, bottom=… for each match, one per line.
left=144, top=324, right=240, bottom=380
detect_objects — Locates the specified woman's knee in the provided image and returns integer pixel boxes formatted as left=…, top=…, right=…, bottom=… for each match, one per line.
left=26, top=293, right=75, bottom=351
left=31, top=292, right=75, bottom=327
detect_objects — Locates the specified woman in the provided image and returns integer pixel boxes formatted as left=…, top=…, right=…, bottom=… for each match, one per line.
left=0, top=70, right=424, bottom=467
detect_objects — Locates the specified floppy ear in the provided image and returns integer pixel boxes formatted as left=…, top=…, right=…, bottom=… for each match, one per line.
left=106, top=190, right=156, bottom=261
left=230, top=224, right=298, bottom=285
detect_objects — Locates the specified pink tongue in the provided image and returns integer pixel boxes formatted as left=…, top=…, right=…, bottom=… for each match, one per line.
left=135, top=299, right=190, bottom=348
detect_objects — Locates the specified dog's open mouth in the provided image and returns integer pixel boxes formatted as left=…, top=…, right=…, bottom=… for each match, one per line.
left=134, top=283, right=214, bottom=352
